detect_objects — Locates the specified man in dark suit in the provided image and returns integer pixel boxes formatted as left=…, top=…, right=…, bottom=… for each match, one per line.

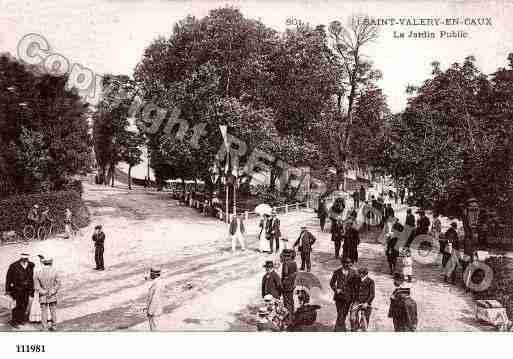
left=280, top=249, right=298, bottom=315
left=405, top=208, right=416, bottom=247
left=330, top=257, right=360, bottom=331
left=356, top=267, right=375, bottom=325
left=261, top=261, right=282, bottom=299
left=266, top=210, right=281, bottom=254
left=417, top=210, right=430, bottom=235
left=92, top=225, right=105, bottom=270
left=342, top=220, right=360, bottom=264
left=5, top=253, right=35, bottom=327
left=293, top=226, right=316, bottom=272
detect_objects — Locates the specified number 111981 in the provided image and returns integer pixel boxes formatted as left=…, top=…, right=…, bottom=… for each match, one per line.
left=17, top=345, right=45, bottom=353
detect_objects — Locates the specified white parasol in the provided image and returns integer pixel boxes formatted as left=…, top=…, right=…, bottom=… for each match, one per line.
left=254, top=203, right=273, bottom=216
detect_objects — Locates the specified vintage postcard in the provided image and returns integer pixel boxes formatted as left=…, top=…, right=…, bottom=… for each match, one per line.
left=1, top=0, right=513, bottom=347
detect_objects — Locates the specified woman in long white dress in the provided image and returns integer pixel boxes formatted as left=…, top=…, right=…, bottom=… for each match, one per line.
left=258, top=215, right=271, bottom=253
left=29, top=255, right=45, bottom=323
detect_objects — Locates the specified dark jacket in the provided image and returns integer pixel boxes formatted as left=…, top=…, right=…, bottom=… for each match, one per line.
left=281, top=260, right=298, bottom=292
left=262, top=271, right=282, bottom=299
left=384, top=206, right=395, bottom=220
left=330, top=268, right=359, bottom=302
left=92, top=231, right=105, bottom=247
left=294, top=230, right=316, bottom=253
left=266, top=217, right=280, bottom=239
left=5, top=260, right=35, bottom=297
left=342, top=227, right=360, bottom=262
left=445, top=227, right=458, bottom=243
left=229, top=216, right=245, bottom=235
left=388, top=290, right=418, bottom=331
left=417, top=216, right=430, bottom=235
left=317, top=201, right=328, bottom=219
left=405, top=214, right=416, bottom=227
left=359, top=187, right=366, bottom=201
left=357, top=277, right=375, bottom=305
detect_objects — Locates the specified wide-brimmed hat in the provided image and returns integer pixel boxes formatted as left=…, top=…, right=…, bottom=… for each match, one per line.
left=42, top=258, right=53, bottom=265
left=258, top=307, right=268, bottom=316
left=263, top=294, right=274, bottom=302
left=150, top=268, right=161, bottom=276
left=263, top=260, right=274, bottom=269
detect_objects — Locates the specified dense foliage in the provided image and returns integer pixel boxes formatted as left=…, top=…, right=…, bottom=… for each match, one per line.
left=384, top=56, right=513, bottom=233
left=0, top=53, right=91, bottom=194
left=0, top=190, right=90, bottom=232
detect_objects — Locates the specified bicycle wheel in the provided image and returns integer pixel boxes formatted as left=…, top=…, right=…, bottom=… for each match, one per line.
left=23, top=225, right=36, bottom=240
left=38, top=225, right=48, bottom=240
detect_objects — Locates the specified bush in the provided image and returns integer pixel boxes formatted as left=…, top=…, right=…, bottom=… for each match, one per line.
left=474, top=256, right=513, bottom=320
left=253, top=185, right=288, bottom=207
left=0, top=190, right=90, bottom=233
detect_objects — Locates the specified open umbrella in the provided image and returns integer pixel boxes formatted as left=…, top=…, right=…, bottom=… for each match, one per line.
left=254, top=203, right=272, bottom=216
left=294, top=271, right=322, bottom=290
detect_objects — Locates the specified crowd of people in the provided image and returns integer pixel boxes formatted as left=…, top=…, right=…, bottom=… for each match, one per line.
left=2, top=186, right=473, bottom=332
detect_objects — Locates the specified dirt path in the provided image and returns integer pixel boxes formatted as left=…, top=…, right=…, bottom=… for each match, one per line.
left=0, top=184, right=486, bottom=331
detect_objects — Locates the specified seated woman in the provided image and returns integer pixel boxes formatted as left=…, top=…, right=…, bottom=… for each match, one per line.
left=288, top=288, right=321, bottom=331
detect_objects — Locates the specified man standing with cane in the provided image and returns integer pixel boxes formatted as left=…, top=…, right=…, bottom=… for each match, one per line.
left=92, top=225, right=105, bottom=270
left=34, top=257, right=60, bottom=331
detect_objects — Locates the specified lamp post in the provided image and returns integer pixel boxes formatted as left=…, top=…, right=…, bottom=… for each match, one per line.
left=464, top=197, right=480, bottom=257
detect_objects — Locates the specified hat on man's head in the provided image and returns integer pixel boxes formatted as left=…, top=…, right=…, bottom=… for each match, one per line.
left=301, top=225, right=307, bottom=230
left=394, top=272, right=405, bottom=282
left=396, top=287, right=411, bottom=297
left=150, top=268, right=161, bottom=276
left=95, top=225, right=102, bottom=230
left=42, top=257, right=53, bottom=265
left=358, top=267, right=368, bottom=276
left=258, top=306, right=268, bottom=316
left=20, top=253, right=29, bottom=259
left=263, top=294, right=274, bottom=302
left=263, top=260, right=274, bottom=269
left=341, top=257, right=353, bottom=264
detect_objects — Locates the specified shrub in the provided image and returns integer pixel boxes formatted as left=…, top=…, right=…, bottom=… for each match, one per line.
left=253, top=185, right=287, bottom=207
left=474, top=256, right=513, bottom=319
left=0, top=190, right=90, bottom=233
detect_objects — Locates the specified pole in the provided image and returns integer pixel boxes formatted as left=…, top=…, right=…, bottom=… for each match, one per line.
left=233, top=179, right=237, bottom=217
left=225, top=152, right=230, bottom=223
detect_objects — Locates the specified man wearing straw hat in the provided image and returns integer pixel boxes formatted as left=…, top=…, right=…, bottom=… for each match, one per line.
left=34, top=257, right=60, bottom=331
left=5, top=253, right=35, bottom=327
left=267, top=209, right=281, bottom=254
left=146, top=268, right=164, bottom=331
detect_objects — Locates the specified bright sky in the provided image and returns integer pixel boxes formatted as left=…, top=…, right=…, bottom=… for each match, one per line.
left=2, top=0, right=513, bottom=113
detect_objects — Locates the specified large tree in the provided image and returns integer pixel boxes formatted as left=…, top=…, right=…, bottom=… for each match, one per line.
left=0, top=53, right=91, bottom=194
left=385, top=56, right=513, bottom=246
left=327, top=17, right=382, bottom=190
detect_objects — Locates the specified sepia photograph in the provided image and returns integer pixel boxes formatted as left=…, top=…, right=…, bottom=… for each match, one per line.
left=1, top=0, right=513, bottom=346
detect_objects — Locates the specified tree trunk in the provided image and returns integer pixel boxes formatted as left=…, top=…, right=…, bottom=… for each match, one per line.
left=128, top=165, right=132, bottom=190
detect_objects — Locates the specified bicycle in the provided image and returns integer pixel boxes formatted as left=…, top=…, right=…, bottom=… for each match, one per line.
left=66, top=222, right=83, bottom=238
left=349, top=303, right=373, bottom=331
left=23, top=222, right=46, bottom=241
